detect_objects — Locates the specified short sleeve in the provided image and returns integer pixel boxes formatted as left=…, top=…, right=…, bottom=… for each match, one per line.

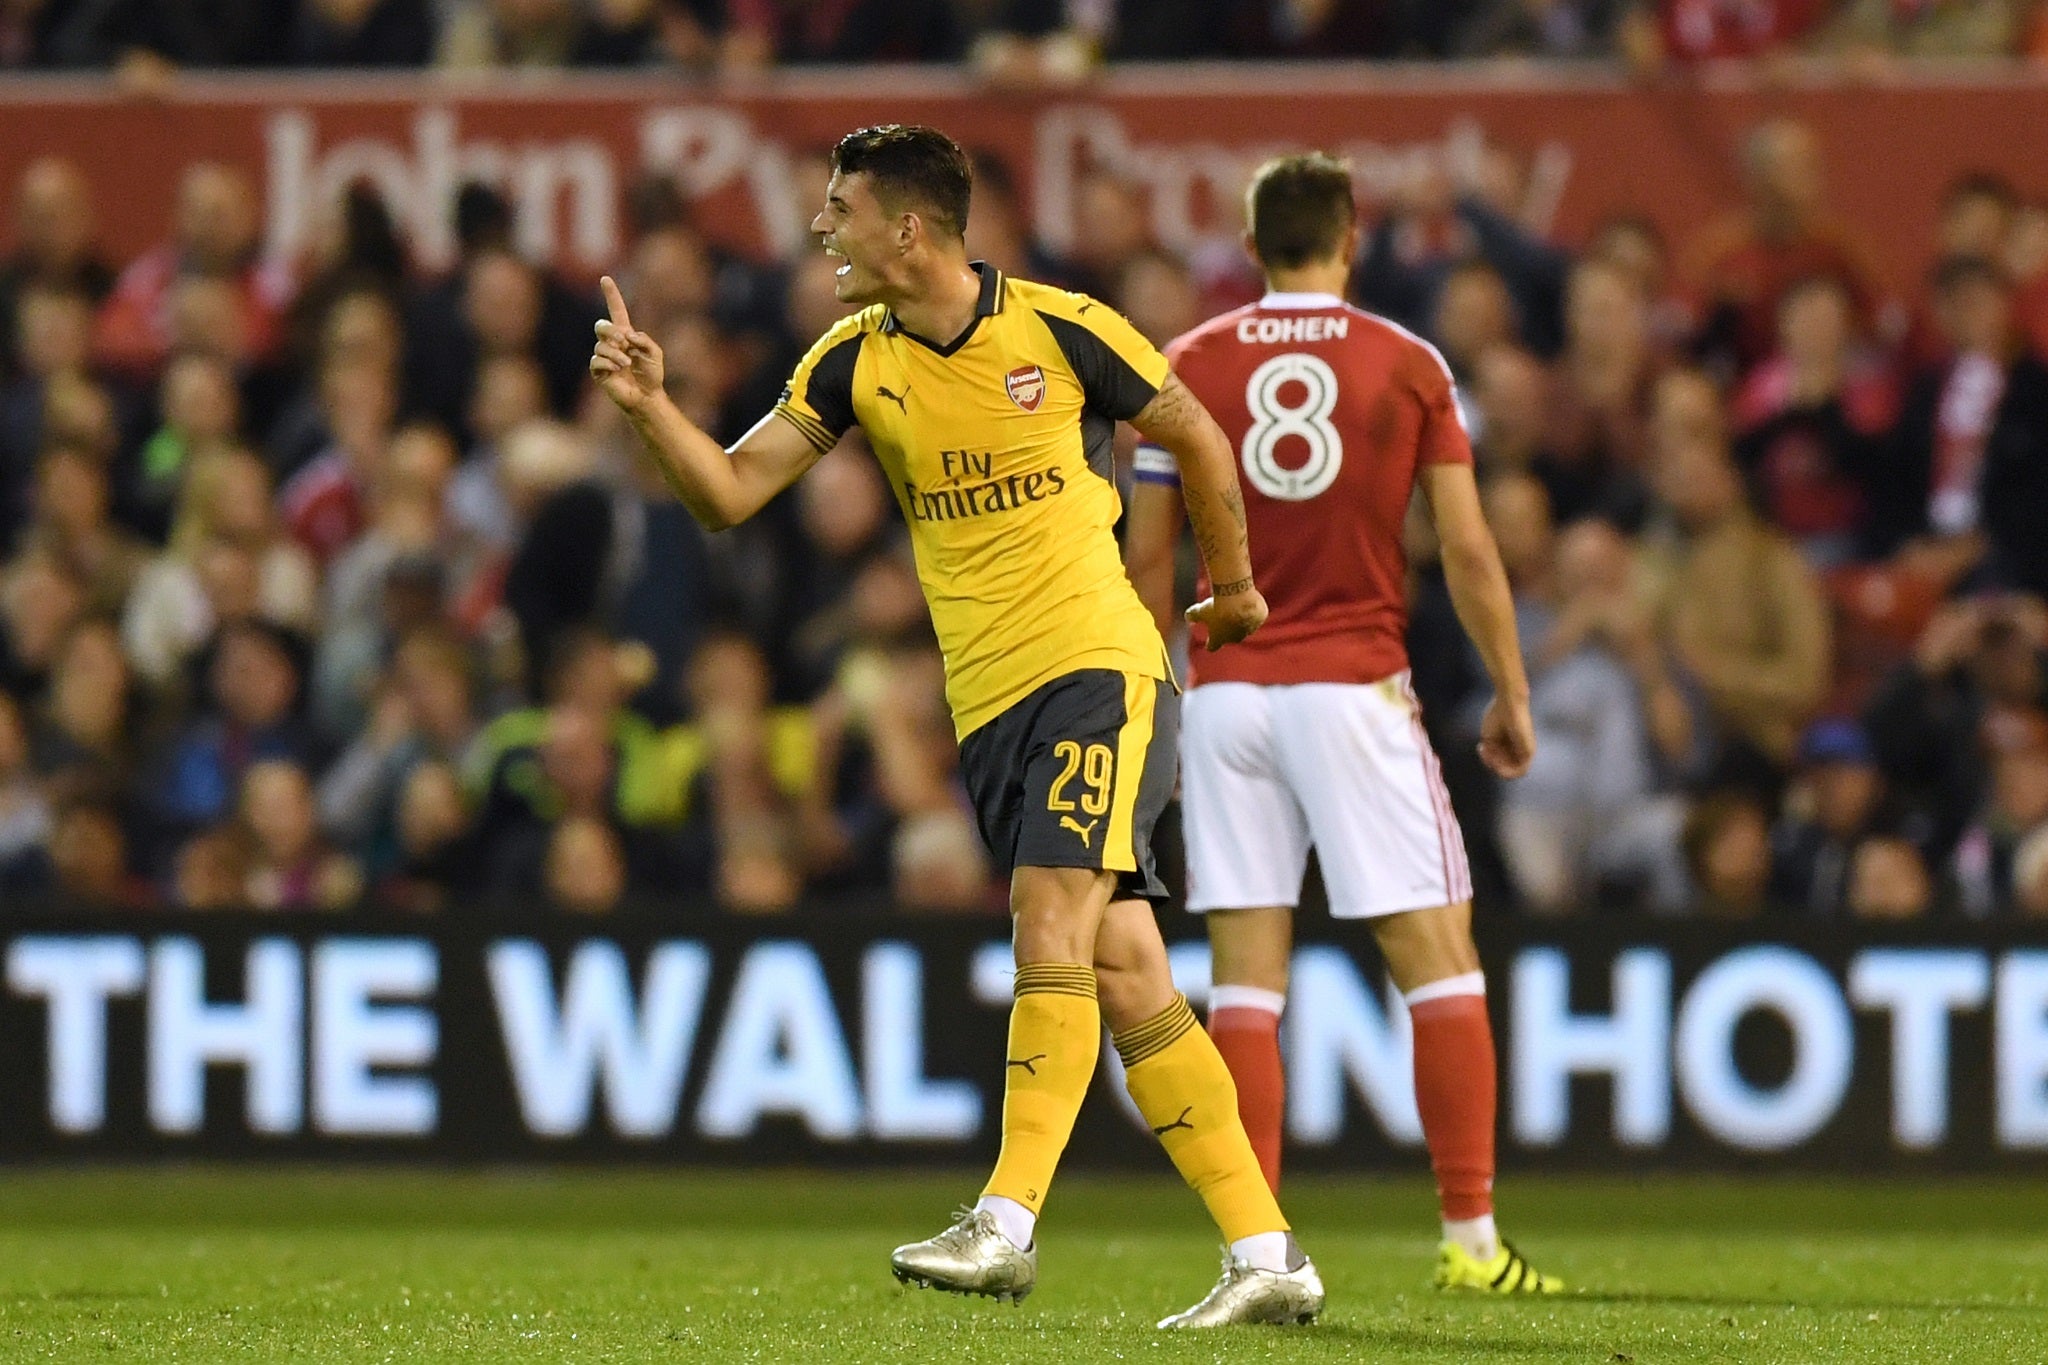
left=772, top=323, right=865, bottom=452
left=1413, top=341, right=1474, bottom=468
left=1033, top=295, right=1171, bottom=422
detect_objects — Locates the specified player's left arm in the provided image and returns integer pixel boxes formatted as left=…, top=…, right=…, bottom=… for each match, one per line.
left=1123, top=455, right=1186, bottom=644
left=1129, top=374, right=1266, bottom=651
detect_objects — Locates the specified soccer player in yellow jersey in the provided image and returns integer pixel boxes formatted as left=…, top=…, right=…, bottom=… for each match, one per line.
left=591, top=124, right=1321, bottom=1328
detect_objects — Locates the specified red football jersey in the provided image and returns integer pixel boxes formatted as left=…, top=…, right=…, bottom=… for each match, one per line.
left=1135, top=293, right=1473, bottom=687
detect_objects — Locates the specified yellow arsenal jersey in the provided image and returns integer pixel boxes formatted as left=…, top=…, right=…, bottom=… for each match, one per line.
left=773, top=264, right=1174, bottom=739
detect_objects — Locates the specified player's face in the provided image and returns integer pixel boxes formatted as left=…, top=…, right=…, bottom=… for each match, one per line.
left=812, top=170, right=896, bottom=307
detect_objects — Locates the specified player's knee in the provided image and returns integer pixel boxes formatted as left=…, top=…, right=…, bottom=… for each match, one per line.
left=1372, top=902, right=1479, bottom=993
left=1094, top=953, right=1175, bottom=1033
left=1010, top=868, right=1109, bottom=963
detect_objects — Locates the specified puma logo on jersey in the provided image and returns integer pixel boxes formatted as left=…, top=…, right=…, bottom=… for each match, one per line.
left=1007, top=1053, right=1047, bottom=1075
left=1060, top=816, right=1098, bottom=848
left=1076, top=301, right=1096, bottom=315
left=1150, top=1106, right=1195, bottom=1137
left=875, top=384, right=910, bottom=412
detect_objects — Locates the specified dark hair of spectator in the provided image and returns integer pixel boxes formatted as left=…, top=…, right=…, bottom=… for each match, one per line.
left=1931, top=253, right=2010, bottom=294
left=625, top=173, right=692, bottom=238
left=454, top=182, right=515, bottom=256
left=1943, top=171, right=2019, bottom=213
left=830, top=125, right=972, bottom=241
left=1245, top=152, right=1355, bottom=271
left=967, top=149, right=1018, bottom=204
left=338, top=181, right=408, bottom=285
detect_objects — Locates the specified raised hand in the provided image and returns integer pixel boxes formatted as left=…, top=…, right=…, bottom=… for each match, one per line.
left=590, top=275, right=665, bottom=414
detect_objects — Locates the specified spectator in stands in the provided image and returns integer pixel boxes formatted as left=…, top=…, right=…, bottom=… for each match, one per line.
left=1618, top=0, right=1822, bottom=69
left=0, top=690, right=53, bottom=892
left=1357, top=162, right=1569, bottom=358
left=312, top=421, right=473, bottom=739
left=496, top=420, right=624, bottom=700
left=676, top=630, right=805, bottom=911
left=32, top=615, right=139, bottom=808
left=17, top=443, right=147, bottom=614
left=286, top=188, right=410, bottom=380
left=405, top=187, right=593, bottom=441
left=319, top=625, right=482, bottom=865
left=2009, top=197, right=2048, bottom=361
left=147, top=619, right=315, bottom=849
left=1430, top=261, right=1520, bottom=383
left=1770, top=719, right=1897, bottom=917
left=1732, top=273, right=1895, bottom=567
left=1116, top=249, right=1204, bottom=350
left=288, top=0, right=436, bottom=66
left=0, top=284, right=97, bottom=533
left=48, top=798, right=146, bottom=907
left=716, top=0, right=961, bottom=66
left=1682, top=789, right=1774, bottom=920
left=377, top=758, right=476, bottom=910
left=1486, top=477, right=1694, bottom=913
left=545, top=814, right=629, bottom=912
left=1845, top=836, right=1935, bottom=920
left=1866, top=594, right=2048, bottom=864
left=270, top=287, right=408, bottom=480
left=1544, top=256, right=1662, bottom=527
left=280, top=358, right=399, bottom=563
left=1952, top=708, right=2048, bottom=915
left=893, top=807, right=996, bottom=911
left=1808, top=0, right=2027, bottom=59
left=93, top=164, right=290, bottom=382
left=1454, top=0, right=1627, bottom=57
left=2016, top=825, right=2048, bottom=916
left=239, top=758, right=363, bottom=909
left=123, top=448, right=317, bottom=686
left=171, top=826, right=249, bottom=908
left=0, top=160, right=112, bottom=381
left=1881, top=256, right=2048, bottom=599
left=1684, top=119, right=1884, bottom=381
left=1646, top=368, right=1832, bottom=773
left=0, top=552, right=85, bottom=697
left=127, top=351, right=244, bottom=541
left=1061, top=170, right=1157, bottom=304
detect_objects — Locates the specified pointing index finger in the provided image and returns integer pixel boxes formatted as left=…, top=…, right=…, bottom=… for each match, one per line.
left=600, top=275, right=633, bottom=331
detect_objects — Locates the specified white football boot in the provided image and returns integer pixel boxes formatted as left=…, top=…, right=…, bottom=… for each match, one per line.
left=1156, top=1236, right=1324, bottom=1329
left=889, top=1207, right=1037, bottom=1304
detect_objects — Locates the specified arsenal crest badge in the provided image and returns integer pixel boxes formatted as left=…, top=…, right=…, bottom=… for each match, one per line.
left=1004, top=364, right=1046, bottom=413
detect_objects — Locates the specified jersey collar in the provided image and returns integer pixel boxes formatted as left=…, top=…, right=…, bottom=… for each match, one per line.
left=1259, top=291, right=1346, bottom=310
left=882, top=261, right=1006, bottom=355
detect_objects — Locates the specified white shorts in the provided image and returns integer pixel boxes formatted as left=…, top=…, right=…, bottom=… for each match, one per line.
left=1180, top=675, right=1472, bottom=919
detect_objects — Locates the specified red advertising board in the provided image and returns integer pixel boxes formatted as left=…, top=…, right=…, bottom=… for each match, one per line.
left=3, top=67, right=2045, bottom=294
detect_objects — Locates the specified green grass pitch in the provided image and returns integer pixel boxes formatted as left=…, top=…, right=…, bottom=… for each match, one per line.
left=1, top=1168, right=2043, bottom=1362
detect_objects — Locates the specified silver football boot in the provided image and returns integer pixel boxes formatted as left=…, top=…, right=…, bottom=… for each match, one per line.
left=1156, top=1236, right=1324, bottom=1329
left=889, top=1207, right=1038, bottom=1303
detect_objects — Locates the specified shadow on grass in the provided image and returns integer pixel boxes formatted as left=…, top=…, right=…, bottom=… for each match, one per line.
left=1314, top=1322, right=1585, bottom=1357
left=1559, top=1289, right=2048, bottom=1316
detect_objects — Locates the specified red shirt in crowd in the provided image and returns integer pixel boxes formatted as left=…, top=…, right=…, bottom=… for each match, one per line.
left=1659, top=0, right=1823, bottom=60
left=1135, top=293, right=1473, bottom=688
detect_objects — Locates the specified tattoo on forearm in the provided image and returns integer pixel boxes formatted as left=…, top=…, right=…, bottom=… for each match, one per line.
left=1212, top=576, right=1254, bottom=596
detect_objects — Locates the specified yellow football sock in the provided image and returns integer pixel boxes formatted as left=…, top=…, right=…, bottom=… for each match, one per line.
left=1115, top=994, right=1289, bottom=1244
left=982, top=963, right=1100, bottom=1215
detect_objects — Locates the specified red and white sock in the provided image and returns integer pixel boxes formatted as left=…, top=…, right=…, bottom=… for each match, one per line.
left=1405, top=971, right=1498, bottom=1260
left=1206, top=984, right=1286, bottom=1194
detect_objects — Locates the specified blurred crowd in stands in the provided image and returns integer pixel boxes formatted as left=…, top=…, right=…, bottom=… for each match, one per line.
left=0, top=106, right=2046, bottom=921
left=2, top=0, right=2046, bottom=82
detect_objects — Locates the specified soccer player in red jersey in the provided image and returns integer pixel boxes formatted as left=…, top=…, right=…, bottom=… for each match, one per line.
left=1125, top=152, right=1561, bottom=1294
